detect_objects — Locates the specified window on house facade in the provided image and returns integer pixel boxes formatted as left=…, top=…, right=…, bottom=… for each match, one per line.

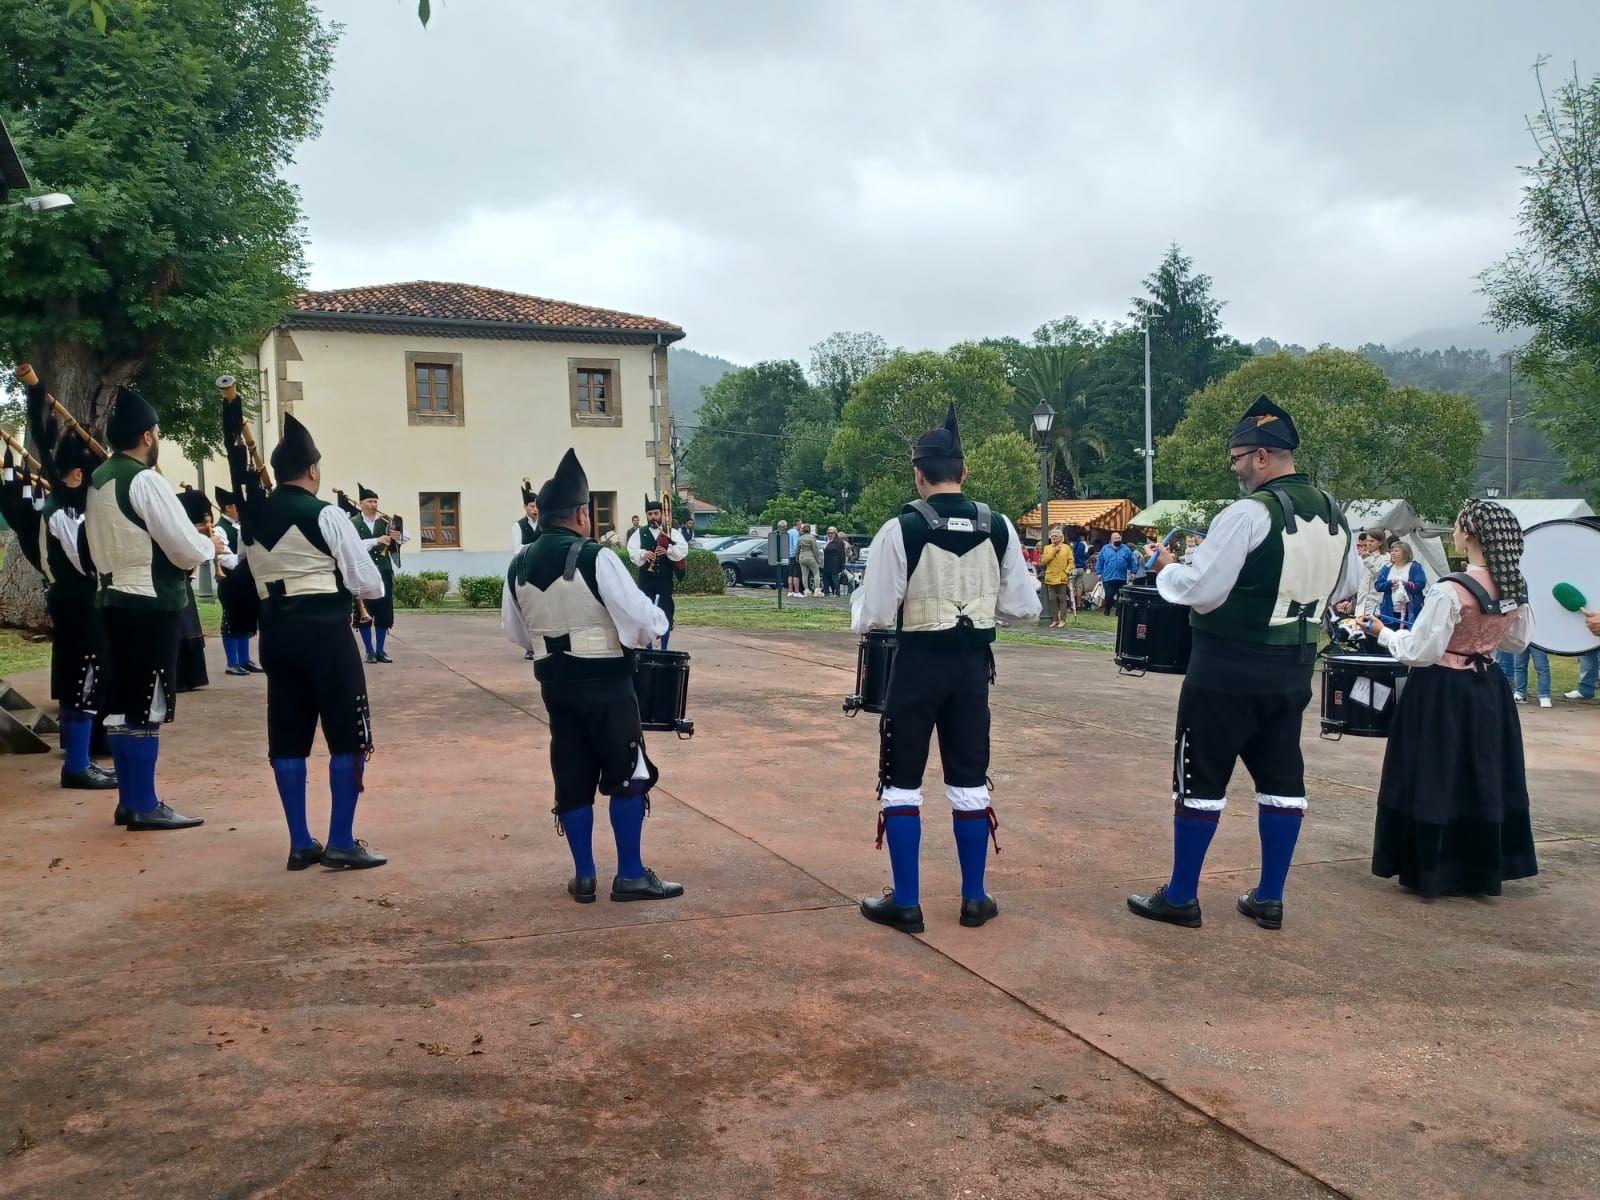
left=591, top=491, right=617, bottom=538
left=405, top=351, right=465, bottom=426
left=418, top=492, right=460, bottom=548
left=568, top=357, right=622, bottom=427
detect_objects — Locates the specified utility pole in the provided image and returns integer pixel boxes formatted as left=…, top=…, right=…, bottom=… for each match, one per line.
left=1505, top=351, right=1515, bottom=498
left=1143, top=323, right=1154, bottom=508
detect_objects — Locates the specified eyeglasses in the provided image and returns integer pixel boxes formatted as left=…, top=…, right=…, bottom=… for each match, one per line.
left=1228, top=450, right=1257, bottom=467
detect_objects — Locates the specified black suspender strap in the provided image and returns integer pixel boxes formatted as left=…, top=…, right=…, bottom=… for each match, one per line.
left=562, top=539, right=585, bottom=582
left=1440, top=571, right=1506, bottom=615
left=1264, top=486, right=1297, bottom=534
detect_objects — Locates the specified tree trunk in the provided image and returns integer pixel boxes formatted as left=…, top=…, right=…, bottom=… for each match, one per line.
left=0, top=534, right=49, bottom=632
left=34, top=337, right=119, bottom=433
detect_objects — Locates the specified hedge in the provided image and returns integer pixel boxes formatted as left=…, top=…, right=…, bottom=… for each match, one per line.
left=393, top=572, right=449, bottom=607
left=458, top=574, right=502, bottom=608
left=679, top=548, right=725, bottom=595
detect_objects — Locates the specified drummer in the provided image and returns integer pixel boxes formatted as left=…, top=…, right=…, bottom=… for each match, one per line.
left=851, top=405, right=1040, bottom=934
left=1128, top=395, right=1362, bottom=932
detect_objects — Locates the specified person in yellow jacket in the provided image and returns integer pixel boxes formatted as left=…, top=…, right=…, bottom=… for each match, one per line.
left=1040, top=526, right=1075, bottom=626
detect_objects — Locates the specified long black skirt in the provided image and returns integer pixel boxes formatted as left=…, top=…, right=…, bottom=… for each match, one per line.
left=176, top=586, right=209, bottom=692
left=1371, top=662, right=1536, bottom=897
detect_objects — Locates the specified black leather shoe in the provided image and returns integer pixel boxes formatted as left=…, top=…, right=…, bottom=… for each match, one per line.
left=860, top=890, right=924, bottom=934
left=1127, top=885, right=1202, bottom=928
left=959, top=894, right=1000, bottom=928
left=568, top=876, right=597, bottom=904
left=125, top=802, right=204, bottom=831
left=225, top=665, right=249, bottom=677
left=113, top=804, right=130, bottom=826
left=610, top=869, right=684, bottom=901
left=61, top=764, right=118, bottom=790
left=1236, top=888, right=1283, bottom=930
left=241, top=661, right=264, bottom=673
left=322, top=840, right=387, bottom=869
left=524, top=649, right=536, bottom=661
left=375, top=651, right=393, bottom=663
left=287, top=840, right=325, bottom=871
left=364, top=652, right=379, bottom=664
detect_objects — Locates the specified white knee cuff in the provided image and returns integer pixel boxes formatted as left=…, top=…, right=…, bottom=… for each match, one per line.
left=1175, top=794, right=1226, bottom=813
left=947, top=784, right=991, bottom=812
left=1256, top=793, right=1307, bottom=811
left=880, top=786, right=923, bottom=809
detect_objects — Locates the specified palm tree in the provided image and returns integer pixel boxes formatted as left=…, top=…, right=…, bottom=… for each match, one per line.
left=1014, top=345, right=1107, bottom=499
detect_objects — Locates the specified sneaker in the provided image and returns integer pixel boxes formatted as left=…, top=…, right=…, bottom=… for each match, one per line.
left=1539, top=696, right=1552, bottom=708
left=1563, top=690, right=1594, bottom=701
left=1513, top=692, right=1526, bottom=703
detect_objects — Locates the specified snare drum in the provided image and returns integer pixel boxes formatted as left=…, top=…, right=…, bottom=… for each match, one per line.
left=1114, top=584, right=1192, bottom=675
left=844, top=630, right=898, bottom=715
left=1320, top=653, right=1408, bottom=739
left=636, top=649, right=694, bottom=737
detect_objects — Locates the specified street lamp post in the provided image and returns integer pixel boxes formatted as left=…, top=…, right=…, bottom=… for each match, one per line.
left=1032, top=401, right=1056, bottom=626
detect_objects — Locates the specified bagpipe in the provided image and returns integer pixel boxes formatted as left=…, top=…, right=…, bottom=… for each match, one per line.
left=216, top=376, right=272, bottom=495
left=333, top=489, right=403, bottom=567
left=2, top=362, right=116, bottom=497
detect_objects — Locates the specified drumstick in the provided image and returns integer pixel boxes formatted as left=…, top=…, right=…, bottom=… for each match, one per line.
left=1553, top=582, right=1587, bottom=612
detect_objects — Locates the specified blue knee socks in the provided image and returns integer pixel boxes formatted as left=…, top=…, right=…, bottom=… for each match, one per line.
left=610, top=794, right=646, bottom=878
left=272, top=758, right=315, bottom=849
left=328, top=753, right=362, bottom=849
left=1165, top=808, right=1220, bottom=905
left=881, top=806, right=922, bottom=907
left=222, top=636, right=238, bottom=668
left=1255, top=806, right=1304, bottom=903
left=239, top=635, right=254, bottom=665
left=358, top=625, right=374, bottom=655
left=60, top=708, right=92, bottom=774
left=110, top=728, right=161, bottom=813
left=658, top=629, right=670, bottom=651
left=560, top=807, right=597, bottom=878
left=375, top=625, right=388, bottom=654
left=952, top=810, right=992, bottom=901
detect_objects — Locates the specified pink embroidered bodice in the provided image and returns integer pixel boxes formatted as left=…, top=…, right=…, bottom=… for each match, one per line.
left=1441, top=567, right=1518, bottom=669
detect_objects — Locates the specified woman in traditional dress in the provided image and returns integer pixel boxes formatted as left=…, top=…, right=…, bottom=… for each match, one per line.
left=1357, top=499, right=1536, bottom=897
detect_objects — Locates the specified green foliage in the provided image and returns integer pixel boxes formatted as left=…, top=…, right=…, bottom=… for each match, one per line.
left=416, top=570, right=450, bottom=582
left=668, top=346, right=739, bottom=432
left=776, top=387, right=841, bottom=497
left=1480, top=60, right=1600, bottom=501
left=850, top=474, right=912, bottom=532
left=963, top=433, right=1040, bottom=520
left=2, top=0, right=337, bottom=458
left=678, top=548, right=725, bottom=595
left=826, top=344, right=1014, bottom=484
left=1013, top=344, right=1106, bottom=496
left=422, top=578, right=449, bottom=604
left=457, top=574, right=502, bottom=608
left=756, top=490, right=847, bottom=532
left=392, top=573, right=427, bottom=608
left=680, top=360, right=813, bottom=513
left=808, top=331, right=890, bottom=416
left=1158, top=350, right=1483, bottom=522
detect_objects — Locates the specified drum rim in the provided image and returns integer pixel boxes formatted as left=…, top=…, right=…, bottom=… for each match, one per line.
left=1323, top=653, right=1404, bottom=665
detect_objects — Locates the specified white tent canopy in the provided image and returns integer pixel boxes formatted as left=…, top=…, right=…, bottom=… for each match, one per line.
left=1492, top=498, right=1595, bottom=528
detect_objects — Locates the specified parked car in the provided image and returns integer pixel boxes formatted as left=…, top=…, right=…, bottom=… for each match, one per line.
left=694, top=534, right=746, bottom=553
left=714, top=537, right=783, bottom=589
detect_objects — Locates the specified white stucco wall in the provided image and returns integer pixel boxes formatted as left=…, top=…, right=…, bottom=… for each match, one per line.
left=172, top=327, right=671, bottom=584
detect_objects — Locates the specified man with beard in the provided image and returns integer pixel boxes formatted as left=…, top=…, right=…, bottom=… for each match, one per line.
left=626, top=495, right=687, bottom=649
left=85, top=388, right=215, bottom=831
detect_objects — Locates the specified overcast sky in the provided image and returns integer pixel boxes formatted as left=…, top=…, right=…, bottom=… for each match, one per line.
left=291, top=1, right=1599, bottom=363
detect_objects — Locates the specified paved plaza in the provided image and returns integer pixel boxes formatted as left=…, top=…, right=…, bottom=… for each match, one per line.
left=2, top=617, right=1596, bottom=1199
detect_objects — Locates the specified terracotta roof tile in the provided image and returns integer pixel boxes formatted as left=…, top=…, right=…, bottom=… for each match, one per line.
left=293, top=281, right=683, bottom=335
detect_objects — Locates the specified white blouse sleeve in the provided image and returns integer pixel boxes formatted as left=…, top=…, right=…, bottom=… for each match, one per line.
left=1377, top=582, right=1461, bottom=667
left=851, top=519, right=907, bottom=633
left=1497, top=604, right=1534, bottom=655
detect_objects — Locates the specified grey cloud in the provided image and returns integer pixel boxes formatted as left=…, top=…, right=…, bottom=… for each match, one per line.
left=292, top=0, right=1600, bottom=360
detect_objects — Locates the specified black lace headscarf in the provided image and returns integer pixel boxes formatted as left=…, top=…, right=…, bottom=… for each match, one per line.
left=1458, top=499, right=1528, bottom=607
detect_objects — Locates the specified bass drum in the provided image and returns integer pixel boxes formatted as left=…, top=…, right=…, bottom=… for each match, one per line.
left=844, top=630, right=898, bottom=715
left=1521, top=518, right=1600, bottom=656
left=1320, top=653, right=1409, bottom=739
left=636, top=649, right=694, bottom=737
left=1114, top=584, right=1192, bottom=675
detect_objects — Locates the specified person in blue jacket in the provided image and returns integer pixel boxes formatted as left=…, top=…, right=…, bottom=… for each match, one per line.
left=1374, top=539, right=1427, bottom=630
left=1095, top=531, right=1138, bottom=614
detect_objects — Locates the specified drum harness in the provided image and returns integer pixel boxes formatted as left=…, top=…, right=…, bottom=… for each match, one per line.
left=1438, top=571, right=1514, bottom=675
left=1262, top=484, right=1346, bottom=666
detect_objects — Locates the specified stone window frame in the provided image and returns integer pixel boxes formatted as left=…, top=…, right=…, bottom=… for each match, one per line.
left=568, top=356, right=622, bottom=428
left=590, top=490, right=617, bottom=538
left=406, top=350, right=465, bottom=427
left=418, top=491, right=462, bottom=549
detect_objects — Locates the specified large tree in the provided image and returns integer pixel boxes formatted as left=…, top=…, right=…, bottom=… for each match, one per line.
left=1131, top=244, right=1254, bottom=435
left=1012, top=344, right=1106, bottom=497
left=962, top=432, right=1041, bottom=522
left=679, top=360, right=813, bottom=513
left=1, top=0, right=336, bottom=626
left=825, top=344, right=1014, bottom=487
left=1158, top=350, right=1483, bottom=522
left=1480, top=60, right=1600, bottom=499
left=808, top=330, right=889, bottom=417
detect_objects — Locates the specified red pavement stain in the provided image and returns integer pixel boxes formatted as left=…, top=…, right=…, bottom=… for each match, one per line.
left=1, top=618, right=1596, bottom=1198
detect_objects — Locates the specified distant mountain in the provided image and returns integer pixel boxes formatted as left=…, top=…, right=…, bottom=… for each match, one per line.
left=668, top=347, right=739, bottom=433
left=1391, top=324, right=1530, bottom=355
